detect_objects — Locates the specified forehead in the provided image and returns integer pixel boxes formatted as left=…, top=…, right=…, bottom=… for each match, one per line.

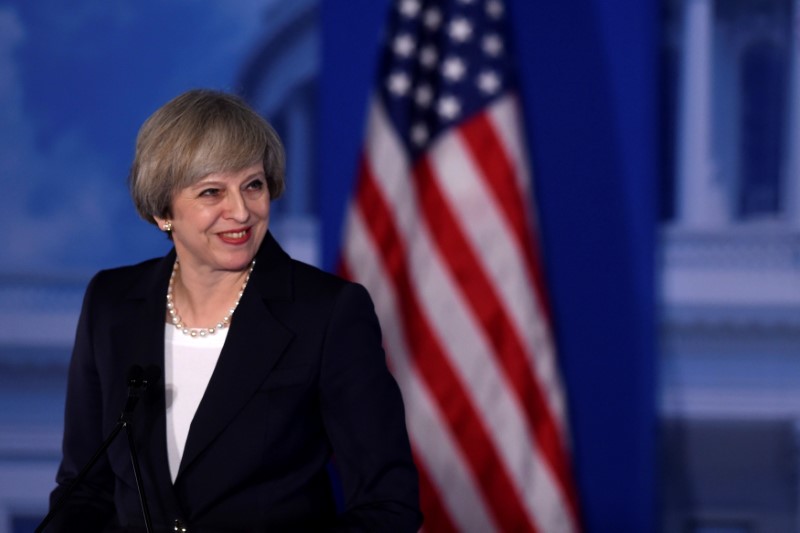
left=189, top=163, right=266, bottom=185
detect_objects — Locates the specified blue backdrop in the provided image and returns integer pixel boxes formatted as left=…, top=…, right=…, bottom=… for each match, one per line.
left=0, top=0, right=277, bottom=276
left=0, top=0, right=657, bottom=530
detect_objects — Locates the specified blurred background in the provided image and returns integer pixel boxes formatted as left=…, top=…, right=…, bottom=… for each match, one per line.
left=1, top=0, right=798, bottom=531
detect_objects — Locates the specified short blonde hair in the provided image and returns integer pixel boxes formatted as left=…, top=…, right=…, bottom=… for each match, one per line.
left=129, top=89, right=285, bottom=224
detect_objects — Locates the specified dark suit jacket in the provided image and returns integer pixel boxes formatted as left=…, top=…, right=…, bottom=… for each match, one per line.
left=48, top=233, right=421, bottom=532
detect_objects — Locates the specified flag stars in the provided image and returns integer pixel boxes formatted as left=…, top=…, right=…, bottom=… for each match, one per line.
left=437, top=95, right=461, bottom=120
left=477, top=70, right=502, bottom=94
left=419, top=45, right=438, bottom=69
left=387, top=71, right=411, bottom=96
left=415, top=84, right=434, bottom=107
left=448, top=17, right=473, bottom=43
left=486, top=0, right=505, bottom=19
left=398, top=0, right=421, bottom=18
left=393, top=33, right=416, bottom=58
left=411, top=123, right=429, bottom=146
left=423, top=8, right=442, bottom=30
left=482, top=34, right=504, bottom=57
left=441, top=56, right=467, bottom=82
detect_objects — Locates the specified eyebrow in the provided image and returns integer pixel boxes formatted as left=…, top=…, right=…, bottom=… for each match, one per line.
left=192, top=171, right=266, bottom=188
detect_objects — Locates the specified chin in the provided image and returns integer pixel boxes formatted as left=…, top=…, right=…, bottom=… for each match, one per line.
left=214, top=251, right=255, bottom=272
left=232, top=255, right=257, bottom=270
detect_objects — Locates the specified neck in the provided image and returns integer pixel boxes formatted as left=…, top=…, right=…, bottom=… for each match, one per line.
left=166, top=259, right=255, bottom=337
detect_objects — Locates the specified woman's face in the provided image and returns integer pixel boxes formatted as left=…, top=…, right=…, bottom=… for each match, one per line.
left=155, top=163, right=270, bottom=275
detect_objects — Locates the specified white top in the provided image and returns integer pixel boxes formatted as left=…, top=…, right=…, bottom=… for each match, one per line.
left=164, top=326, right=227, bottom=482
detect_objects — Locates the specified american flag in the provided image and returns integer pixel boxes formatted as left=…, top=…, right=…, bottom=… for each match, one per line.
left=340, top=0, right=580, bottom=530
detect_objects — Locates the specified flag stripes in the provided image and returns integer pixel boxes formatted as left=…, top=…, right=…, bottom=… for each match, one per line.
left=340, top=1, right=580, bottom=529
left=413, top=451, right=459, bottom=533
left=342, top=94, right=579, bottom=531
left=421, top=131, right=579, bottom=522
left=342, top=210, right=497, bottom=532
left=354, top=156, right=537, bottom=532
left=440, top=110, right=580, bottom=519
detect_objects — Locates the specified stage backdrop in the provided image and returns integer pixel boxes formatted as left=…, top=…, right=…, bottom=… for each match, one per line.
left=2, top=0, right=660, bottom=531
left=0, top=1, right=319, bottom=530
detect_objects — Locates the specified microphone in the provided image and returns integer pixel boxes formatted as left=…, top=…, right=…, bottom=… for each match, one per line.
left=142, top=365, right=162, bottom=392
left=128, top=364, right=144, bottom=386
left=37, top=364, right=161, bottom=533
left=122, top=365, right=160, bottom=532
left=120, top=365, right=145, bottom=420
left=121, top=365, right=162, bottom=418
left=126, top=364, right=162, bottom=390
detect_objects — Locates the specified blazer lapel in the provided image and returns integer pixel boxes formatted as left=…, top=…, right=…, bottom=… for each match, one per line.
left=176, top=233, right=295, bottom=478
left=110, top=250, right=183, bottom=515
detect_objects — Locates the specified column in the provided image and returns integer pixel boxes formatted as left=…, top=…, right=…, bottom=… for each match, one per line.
left=783, top=0, right=800, bottom=225
left=676, top=0, right=728, bottom=227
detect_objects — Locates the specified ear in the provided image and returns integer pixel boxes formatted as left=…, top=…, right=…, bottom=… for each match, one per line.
left=153, top=216, right=169, bottom=231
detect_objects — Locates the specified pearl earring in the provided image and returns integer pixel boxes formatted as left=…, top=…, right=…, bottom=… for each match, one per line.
left=163, top=221, right=173, bottom=232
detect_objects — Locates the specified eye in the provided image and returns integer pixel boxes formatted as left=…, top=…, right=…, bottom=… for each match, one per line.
left=199, top=188, right=220, bottom=197
left=245, top=178, right=265, bottom=191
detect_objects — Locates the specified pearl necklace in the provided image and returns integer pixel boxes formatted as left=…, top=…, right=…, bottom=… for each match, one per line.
left=166, top=259, right=255, bottom=338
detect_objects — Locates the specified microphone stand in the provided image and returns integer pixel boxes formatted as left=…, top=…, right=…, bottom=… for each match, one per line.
left=37, top=366, right=156, bottom=533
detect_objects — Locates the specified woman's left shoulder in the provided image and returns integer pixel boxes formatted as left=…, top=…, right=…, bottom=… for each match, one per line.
left=289, top=259, right=371, bottom=305
left=290, top=259, right=354, bottom=289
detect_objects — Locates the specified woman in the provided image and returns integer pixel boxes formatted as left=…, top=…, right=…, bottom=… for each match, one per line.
left=46, top=90, right=422, bottom=532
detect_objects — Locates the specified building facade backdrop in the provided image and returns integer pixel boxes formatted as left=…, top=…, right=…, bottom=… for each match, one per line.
left=661, top=0, right=800, bottom=530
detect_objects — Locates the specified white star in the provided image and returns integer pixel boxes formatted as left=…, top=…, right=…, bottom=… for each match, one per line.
left=477, top=70, right=501, bottom=94
left=387, top=71, right=411, bottom=96
left=411, top=123, right=429, bottom=146
left=486, top=0, right=505, bottom=19
left=448, top=17, right=473, bottom=43
left=441, top=56, right=467, bottom=82
left=423, top=8, right=442, bottom=30
left=482, top=34, right=504, bottom=57
left=419, top=45, right=438, bottom=69
left=414, top=84, right=434, bottom=107
left=437, top=95, right=461, bottom=120
left=415, top=84, right=434, bottom=107
left=399, top=0, right=421, bottom=18
left=393, top=33, right=416, bottom=58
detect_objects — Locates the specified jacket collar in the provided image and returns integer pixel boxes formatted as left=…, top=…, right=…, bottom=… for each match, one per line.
left=114, top=232, right=296, bottom=503
left=170, top=233, right=295, bottom=478
left=109, top=247, right=178, bottom=516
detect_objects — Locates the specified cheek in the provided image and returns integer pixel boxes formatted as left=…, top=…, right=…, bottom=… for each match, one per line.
left=252, top=199, right=270, bottom=219
left=175, top=210, right=219, bottom=236
left=191, top=211, right=218, bottom=230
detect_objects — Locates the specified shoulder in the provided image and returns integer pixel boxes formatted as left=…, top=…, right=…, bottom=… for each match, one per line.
left=252, top=233, right=375, bottom=315
left=92, top=256, right=162, bottom=282
left=84, top=256, right=166, bottom=302
left=289, top=258, right=371, bottom=306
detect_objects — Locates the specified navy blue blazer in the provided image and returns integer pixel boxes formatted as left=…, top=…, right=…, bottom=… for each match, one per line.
left=48, top=233, right=421, bottom=532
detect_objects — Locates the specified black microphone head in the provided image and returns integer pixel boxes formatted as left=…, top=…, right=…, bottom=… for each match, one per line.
left=142, top=365, right=162, bottom=391
left=126, top=365, right=144, bottom=387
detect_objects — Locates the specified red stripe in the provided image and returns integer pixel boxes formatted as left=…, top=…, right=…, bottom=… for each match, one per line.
left=353, top=155, right=538, bottom=532
left=459, top=112, right=554, bottom=322
left=413, top=447, right=459, bottom=533
left=337, top=257, right=351, bottom=281
left=458, top=113, right=581, bottom=516
left=343, top=257, right=459, bottom=532
left=414, top=153, right=580, bottom=520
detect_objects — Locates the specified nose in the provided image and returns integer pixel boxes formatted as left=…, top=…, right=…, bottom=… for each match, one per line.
left=224, top=190, right=249, bottom=222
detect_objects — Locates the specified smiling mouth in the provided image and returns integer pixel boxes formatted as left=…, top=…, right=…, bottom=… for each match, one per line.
left=221, top=229, right=248, bottom=239
left=218, top=228, right=251, bottom=243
